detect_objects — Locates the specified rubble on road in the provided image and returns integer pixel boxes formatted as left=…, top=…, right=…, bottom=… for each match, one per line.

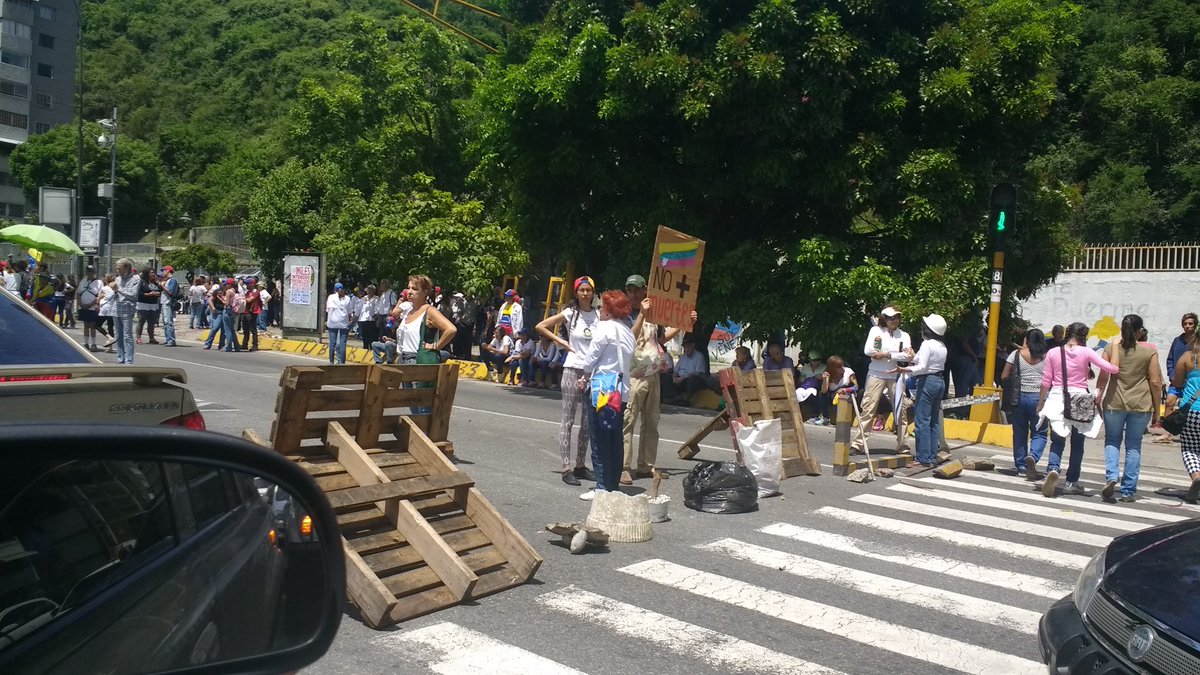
left=846, top=468, right=874, bottom=483
left=934, top=460, right=964, bottom=479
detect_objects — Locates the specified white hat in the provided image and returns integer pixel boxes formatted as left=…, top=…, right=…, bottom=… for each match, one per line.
left=923, top=313, right=948, bottom=336
left=880, top=306, right=901, bottom=318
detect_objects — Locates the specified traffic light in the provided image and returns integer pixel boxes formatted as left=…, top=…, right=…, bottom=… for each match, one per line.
left=988, top=183, right=1017, bottom=251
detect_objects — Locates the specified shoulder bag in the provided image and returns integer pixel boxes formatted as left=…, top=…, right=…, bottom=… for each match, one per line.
left=416, top=310, right=446, bottom=365
left=1001, top=352, right=1021, bottom=412
left=1162, top=383, right=1196, bottom=436
left=1061, top=347, right=1096, bottom=423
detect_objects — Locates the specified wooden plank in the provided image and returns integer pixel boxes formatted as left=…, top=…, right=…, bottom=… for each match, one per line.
left=242, top=428, right=270, bottom=449
left=382, top=388, right=436, bottom=408
left=428, top=364, right=459, bottom=442
left=355, top=366, right=389, bottom=448
left=338, top=506, right=389, bottom=530
left=363, top=529, right=492, bottom=575
left=348, top=514, right=479, bottom=555
left=325, top=473, right=475, bottom=510
left=676, top=409, right=730, bottom=460
left=303, top=389, right=366, bottom=412
left=752, top=369, right=775, bottom=421
left=778, top=368, right=818, bottom=476
left=300, top=414, right=400, bottom=439
left=389, top=500, right=477, bottom=600
left=400, top=416, right=458, bottom=476
left=385, top=585, right=460, bottom=624
left=299, top=365, right=370, bottom=386
left=343, top=538, right=398, bottom=629
left=326, top=422, right=390, bottom=486
left=373, top=364, right=444, bottom=388
left=409, top=493, right=462, bottom=518
left=468, top=563, right=529, bottom=600
left=272, top=377, right=313, bottom=454
left=381, top=546, right=504, bottom=598
left=283, top=366, right=331, bottom=389
left=461, top=487, right=542, bottom=580
left=315, top=462, right=427, bottom=492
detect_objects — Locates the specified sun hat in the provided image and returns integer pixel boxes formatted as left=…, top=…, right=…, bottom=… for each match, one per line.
left=923, top=313, right=948, bottom=336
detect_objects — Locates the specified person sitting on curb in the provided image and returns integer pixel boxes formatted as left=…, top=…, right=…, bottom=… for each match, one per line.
left=734, top=345, right=756, bottom=371
left=482, top=325, right=514, bottom=382
left=372, top=306, right=409, bottom=364
left=668, top=336, right=719, bottom=405
left=762, top=342, right=795, bottom=372
left=530, top=334, right=560, bottom=388
left=505, top=328, right=535, bottom=385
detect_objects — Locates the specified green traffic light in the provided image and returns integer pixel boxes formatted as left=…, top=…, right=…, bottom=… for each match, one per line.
left=996, top=211, right=1006, bottom=232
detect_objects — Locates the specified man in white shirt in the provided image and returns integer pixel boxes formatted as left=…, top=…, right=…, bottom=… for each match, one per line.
left=853, top=305, right=913, bottom=453
left=326, top=282, right=354, bottom=364
left=1, top=261, right=18, bottom=293
left=670, top=337, right=718, bottom=405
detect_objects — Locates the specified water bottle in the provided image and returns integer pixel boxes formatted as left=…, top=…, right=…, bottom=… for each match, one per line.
left=874, top=335, right=883, bottom=352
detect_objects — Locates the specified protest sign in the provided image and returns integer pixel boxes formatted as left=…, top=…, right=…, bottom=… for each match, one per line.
left=646, top=226, right=705, bottom=331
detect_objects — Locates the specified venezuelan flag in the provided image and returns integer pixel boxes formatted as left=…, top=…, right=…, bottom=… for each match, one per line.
left=658, top=240, right=699, bottom=269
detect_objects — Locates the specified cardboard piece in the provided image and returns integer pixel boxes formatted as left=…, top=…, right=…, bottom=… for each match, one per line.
left=645, top=226, right=705, bottom=332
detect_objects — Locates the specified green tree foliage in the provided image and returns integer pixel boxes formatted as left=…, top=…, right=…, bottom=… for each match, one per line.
left=9, top=123, right=166, bottom=240
left=161, top=243, right=237, bottom=276
left=244, top=159, right=344, bottom=278
left=475, top=0, right=1082, bottom=351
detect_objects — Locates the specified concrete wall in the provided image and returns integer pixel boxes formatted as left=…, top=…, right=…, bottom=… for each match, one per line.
left=1018, top=270, right=1195, bottom=371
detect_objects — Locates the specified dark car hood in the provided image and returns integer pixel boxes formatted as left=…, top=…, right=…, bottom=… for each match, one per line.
left=1105, top=520, right=1200, bottom=642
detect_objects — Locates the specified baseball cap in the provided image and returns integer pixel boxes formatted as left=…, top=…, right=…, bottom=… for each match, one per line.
left=505, top=289, right=516, bottom=297
left=624, top=274, right=647, bottom=289
left=573, top=276, right=594, bottom=292
left=881, top=307, right=901, bottom=318
left=161, top=265, right=174, bottom=273
left=334, top=282, right=344, bottom=290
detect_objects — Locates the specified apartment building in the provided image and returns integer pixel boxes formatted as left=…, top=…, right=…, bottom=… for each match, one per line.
left=0, top=0, right=78, bottom=222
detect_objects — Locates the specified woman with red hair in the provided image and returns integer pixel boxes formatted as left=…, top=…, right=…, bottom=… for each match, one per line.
left=575, top=290, right=636, bottom=500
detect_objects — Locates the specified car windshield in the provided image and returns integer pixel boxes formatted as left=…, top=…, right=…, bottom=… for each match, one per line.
left=0, top=291, right=90, bottom=366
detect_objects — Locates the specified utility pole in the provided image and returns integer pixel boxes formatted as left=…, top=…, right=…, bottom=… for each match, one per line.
left=970, top=183, right=1016, bottom=424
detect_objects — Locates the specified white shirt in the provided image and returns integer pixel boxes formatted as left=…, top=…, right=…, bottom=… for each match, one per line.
left=863, top=326, right=912, bottom=380
left=907, top=338, right=948, bottom=377
left=188, top=284, right=206, bottom=303
left=561, top=307, right=599, bottom=370
left=488, top=334, right=515, bottom=356
left=498, top=300, right=524, bottom=334
left=379, top=289, right=397, bottom=315
left=325, top=293, right=354, bottom=329
left=259, top=288, right=272, bottom=305
left=357, top=296, right=377, bottom=322
left=512, top=336, right=534, bottom=358
left=97, top=285, right=116, bottom=317
left=2, top=269, right=19, bottom=292
left=533, top=341, right=558, bottom=362
left=674, top=350, right=707, bottom=379
left=577, top=319, right=636, bottom=398
left=397, top=308, right=428, bottom=354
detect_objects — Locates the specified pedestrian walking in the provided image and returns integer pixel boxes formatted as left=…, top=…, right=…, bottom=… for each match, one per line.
left=326, top=283, right=353, bottom=364
left=134, top=269, right=162, bottom=344
left=97, top=274, right=117, bottom=351
left=113, top=259, right=140, bottom=364
left=1001, top=328, right=1049, bottom=478
left=220, top=278, right=241, bottom=352
left=536, top=276, right=598, bottom=486
left=240, top=277, right=262, bottom=350
left=893, top=314, right=948, bottom=467
left=1166, top=337, right=1200, bottom=503
left=853, top=305, right=912, bottom=454
left=159, top=266, right=179, bottom=346
left=575, top=289, right=635, bottom=500
left=76, top=266, right=104, bottom=351
left=188, top=276, right=206, bottom=329
left=1036, top=322, right=1120, bottom=498
left=357, top=284, right=379, bottom=349
left=1095, top=314, right=1162, bottom=502
left=203, top=279, right=228, bottom=350
left=1166, top=313, right=1198, bottom=382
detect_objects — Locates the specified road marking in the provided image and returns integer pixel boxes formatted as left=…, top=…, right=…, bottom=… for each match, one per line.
left=702, top=538, right=1042, bottom=634
left=377, top=622, right=584, bottom=674
left=888, top=482, right=1155, bottom=532
left=759, top=523, right=1072, bottom=599
left=814, top=507, right=1091, bottom=568
left=909, top=476, right=1189, bottom=523
left=986, top=454, right=1192, bottom=488
left=133, top=351, right=277, bottom=378
left=619, top=559, right=1044, bottom=674
left=960, top=470, right=1200, bottom=512
left=537, top=586, right=843, bottom=674
left=851, top=493, right=1113, bottom=547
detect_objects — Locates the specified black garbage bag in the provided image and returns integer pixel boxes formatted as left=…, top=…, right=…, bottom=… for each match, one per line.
left=683, top=461, right=759, bottom=514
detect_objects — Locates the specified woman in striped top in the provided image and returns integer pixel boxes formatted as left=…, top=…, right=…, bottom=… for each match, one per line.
left=1001, top=328, right=1048, bottom=479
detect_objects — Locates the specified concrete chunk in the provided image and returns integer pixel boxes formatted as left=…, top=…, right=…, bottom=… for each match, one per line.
left=934, top=460, right=963, bottom=479
left=846, top=468, right=875, bottom=483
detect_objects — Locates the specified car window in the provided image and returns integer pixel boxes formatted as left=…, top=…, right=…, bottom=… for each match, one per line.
left=0, top=291, right=90, bottom=365
left=180, top=464, right=230, bottom=529
left=1, top=599, right=56, bottom=629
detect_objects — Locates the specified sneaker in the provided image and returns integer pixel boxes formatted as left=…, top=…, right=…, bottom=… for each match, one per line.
left=1065, top=481, right=1086, bottom=495
left=619, top=471, right=633, bottom=486
left=104, top=338, right=115, bottom=347
left=148, top=339, right=159, bottom=344
left=634, top=469, right=655, bottom=479
left=1024, top=456, right=1039, bottom=481
left=1042, top=470, right=1059, bottom=497
left=1102, top=480, right=1117, bottom=501
left=1117, top=494, right=1138, bottom=503
left=1186, top=478, right=1200, bottom=504
left=573, top=466, right=596, bottom=482
left=561, top=470, right=580, bottom=486
left=136, top=338, right=143, bottom=345
left=578, top=490, right=596, bottom=501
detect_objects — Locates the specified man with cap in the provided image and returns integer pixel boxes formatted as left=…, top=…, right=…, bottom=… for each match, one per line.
left=159, top=266, right=179, bottom=347
left=326, top=282, right=354, bottom=364
left=497, top=288, right=523, bottom=337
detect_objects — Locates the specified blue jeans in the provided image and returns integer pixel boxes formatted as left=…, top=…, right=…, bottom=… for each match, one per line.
left=204, top=309, right=225, bottom=349
left=396, top=352, right=432, bottom=415
left=588, top=404, right=623, bottom=492
left=1011, top=392, right=1048, bottom=471
left=913, top=373, right=945, bottom=464
left=222, top=309, right=239, bottom=351
left=114, top=314, right=135, bottom=364
left=1047, top=427, right=1085, bottom=482
left=372, top=341, right=397, bottom=364
left=258, top=307, right=270, bottom=331
left=162, top=303, right=176, bottom=345
left=328, top=327, right=348, bottom=363
left=189, top=302, right=203, bottom=328
left=1104, top=410, right=1151, bottom=497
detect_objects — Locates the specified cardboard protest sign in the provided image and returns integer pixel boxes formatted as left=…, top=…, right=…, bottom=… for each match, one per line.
left=646, top=226, right=705, bottom=331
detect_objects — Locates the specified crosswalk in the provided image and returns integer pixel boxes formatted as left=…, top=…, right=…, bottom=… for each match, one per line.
left=371, top=460, right=1198, bottom=674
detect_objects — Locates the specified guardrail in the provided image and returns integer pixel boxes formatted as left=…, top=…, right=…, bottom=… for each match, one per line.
left=1068, top=243, right=1200, bottom=272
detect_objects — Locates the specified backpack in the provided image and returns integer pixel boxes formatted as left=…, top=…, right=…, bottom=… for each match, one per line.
left=231, top=292, right=248, bottom=314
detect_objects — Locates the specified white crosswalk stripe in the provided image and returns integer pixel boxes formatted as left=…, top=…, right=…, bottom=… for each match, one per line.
left=378, top=622, right=584, bottom=674
left=986, top=453, right=1193, bottom=488
left=907, top=475, right=1189, bottom=522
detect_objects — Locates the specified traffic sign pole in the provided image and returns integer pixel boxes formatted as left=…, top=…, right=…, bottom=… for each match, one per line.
left=970, top=184, right=1016, bottom=425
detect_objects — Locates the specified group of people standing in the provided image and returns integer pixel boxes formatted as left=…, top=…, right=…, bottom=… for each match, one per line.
left=324, top=275, right=457, bottom=370
left=65, top=259, right=182, bottom=364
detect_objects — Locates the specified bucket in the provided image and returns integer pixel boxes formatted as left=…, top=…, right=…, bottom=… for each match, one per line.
left=647, top=500, right=670, bottom=523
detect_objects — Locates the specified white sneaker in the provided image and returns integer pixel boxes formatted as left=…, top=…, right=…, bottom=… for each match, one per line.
left=578, top=490, right=596, bottom=501
left=1065, top=481, right=1086, bottom=495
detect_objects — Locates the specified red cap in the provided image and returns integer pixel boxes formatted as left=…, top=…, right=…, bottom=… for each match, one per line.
left=162, top=265, right=174, bottom=273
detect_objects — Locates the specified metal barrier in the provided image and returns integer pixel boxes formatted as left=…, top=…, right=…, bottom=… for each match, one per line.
left=1068, top=243, right=1200, bottom=272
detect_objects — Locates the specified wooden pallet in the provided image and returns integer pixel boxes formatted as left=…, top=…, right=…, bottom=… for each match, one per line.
left=269, top=364, right=459, bottom=457
left=246, top=364, right=542, bottom=628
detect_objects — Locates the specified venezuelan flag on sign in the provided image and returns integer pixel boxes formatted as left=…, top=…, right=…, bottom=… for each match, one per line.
left=658, top=240, right=699, bottom=269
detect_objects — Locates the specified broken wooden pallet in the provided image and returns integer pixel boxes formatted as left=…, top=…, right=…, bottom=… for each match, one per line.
left=268, top=363, right=459, bottom=457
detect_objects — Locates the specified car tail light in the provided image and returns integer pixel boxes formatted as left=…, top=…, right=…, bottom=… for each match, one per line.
left=268, top=529, right=277, bottom=546
left=161, top=410, right=206, bottom=430
left=0, top=374, right=72, bottom=382
left=300, top=515, right=313, bottom=537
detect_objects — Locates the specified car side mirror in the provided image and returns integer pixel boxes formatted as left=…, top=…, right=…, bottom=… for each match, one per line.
left=0, top=425, right=344, bottom=674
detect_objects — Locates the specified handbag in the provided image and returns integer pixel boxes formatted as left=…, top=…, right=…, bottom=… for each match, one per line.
left=415, top=312, right=445, bottom=365
left=1060, top=347, right=1095, bottom=423
left=589, top=371, right=623, bottom=431
left=1162, top=390, right=1196, bottom=436
left=1001, top=353, right=1021, bottom=412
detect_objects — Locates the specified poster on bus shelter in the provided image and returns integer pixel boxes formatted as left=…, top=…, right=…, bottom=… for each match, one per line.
left=645, top=226, right=706, bottom=332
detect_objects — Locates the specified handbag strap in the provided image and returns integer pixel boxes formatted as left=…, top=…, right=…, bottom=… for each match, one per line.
left=1060, top=346, right=1071, bottom=408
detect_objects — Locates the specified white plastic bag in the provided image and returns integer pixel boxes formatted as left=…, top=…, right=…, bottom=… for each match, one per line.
left=733, top=418, right=782, bottom=497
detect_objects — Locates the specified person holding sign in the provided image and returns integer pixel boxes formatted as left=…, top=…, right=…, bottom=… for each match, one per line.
left=536, top=276, right=599, bottom=487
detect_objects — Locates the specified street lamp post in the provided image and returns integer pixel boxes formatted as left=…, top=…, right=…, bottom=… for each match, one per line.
left=97, top=108, right=116, bottom=272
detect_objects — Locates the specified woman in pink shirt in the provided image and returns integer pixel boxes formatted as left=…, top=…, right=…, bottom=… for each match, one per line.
left=1036, top=322, right=1120, bottom=498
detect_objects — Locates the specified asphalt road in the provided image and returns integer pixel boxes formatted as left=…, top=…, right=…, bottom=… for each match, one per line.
left=85, top=333, right=1200, bottom=674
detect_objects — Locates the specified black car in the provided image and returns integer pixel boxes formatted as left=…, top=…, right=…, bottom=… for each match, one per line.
left=1039, top=518, right=1200, bottom=674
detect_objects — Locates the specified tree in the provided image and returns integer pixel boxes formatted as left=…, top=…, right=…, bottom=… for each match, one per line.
left=243, top=159, right=344, bottom=277
left=475, top=0, right=1083, bottom=353
left=161, top=243, right=237, bottom=276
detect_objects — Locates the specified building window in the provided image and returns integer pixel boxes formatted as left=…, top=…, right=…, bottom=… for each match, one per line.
left=0, top=19, right=31, bottom=39
left=0, top=51, right=30, bottom=69
left=8, top=0, right=34, bottom=9
left=36, top=4, right=55, bottom=20
left=0, top=109, right=28, bottom=129
left=34, top=122, right=50, bottom=134
left=5, top=202, right=25, bottom=218
left=37, top=33, right=53, bottom=49
left=0, top=79, right=28, bottom=98
left=0, top=170, right=18, bottom=186
left=36, top=62, right=51, bottom=78
left=34, top=92, right=50, bottom=108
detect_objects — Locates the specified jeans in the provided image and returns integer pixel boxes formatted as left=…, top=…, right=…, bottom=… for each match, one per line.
left=328, top=327, right=349, bottom=364
left=396, top=352, right=431, bottom=415
left=518, top=356, right=532, bottom=383
left=1047, top=427, right=1086, bottom=482
left=162, top=303, right=176, bottom=345
left=588, top=403, right=623, bottom=492
left=1104, top=410, right=1151, bottom=497
left=1011, top=392, right=1048, bottom=471
left=204, top=309, right=225, bottom=349
left=221, top=309, right=239, bottom=351
left=258, top=308, right=270, bottom=331
left=912, top=373, right=945, bottom=465
left=372, top=341, right=397, bottom=364
left=114, top=315, right=135, bottom=364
